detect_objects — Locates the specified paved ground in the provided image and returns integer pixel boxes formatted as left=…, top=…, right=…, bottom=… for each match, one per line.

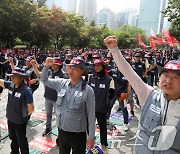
left=0, top=83, right=141, bottom=154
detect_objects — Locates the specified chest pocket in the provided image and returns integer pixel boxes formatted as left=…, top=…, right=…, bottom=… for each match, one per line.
left=141, top=109, right=161, bottom=132
left=172, top=120, right=180, bottom=152
left=57, top=89, right=66, bottom=106
left=69, top=93, right=83, bottom=111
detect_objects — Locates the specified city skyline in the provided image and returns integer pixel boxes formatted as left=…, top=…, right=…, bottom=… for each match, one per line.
left=96, top=8, right=116, bottom=29
left=44, top=0, right=170, bottom=35
left=78, top=0, right=97, bottom=24
left=56, top=0, right=77, bottom=12
left=77, top=0, right=140, bottom=13
left=138, top=0, right=167, bottom=36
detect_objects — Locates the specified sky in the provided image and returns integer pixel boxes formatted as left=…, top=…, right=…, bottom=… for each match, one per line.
left=77, top=0, right=140, bottom=13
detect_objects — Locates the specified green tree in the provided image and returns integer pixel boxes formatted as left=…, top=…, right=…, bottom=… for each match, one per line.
left=22, top=6, right=51, bottom=48
left=115, top=25, right=147, bottom=49
left=0, top=0, right=36, bottom=47
left=98, top=24, right=115, bottom=48
left=49, top=6, right=67, bottom=49
left=163, top=0, right=180, bottom=40
left=61, top=13, right=86, bottom=49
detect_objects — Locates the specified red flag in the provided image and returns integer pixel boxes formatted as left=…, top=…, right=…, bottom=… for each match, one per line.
left=162, top=29, right=170, bottom=38
left=171, top=36, right=177, bottom=43
left=150, top=29, right=163, bottom=46
left=150, top=29, right=157, bottom=39
left=153, top=38, right=163, bottom=46
left=162, top=29, right=178, bottom=47
left=150, top=29, right=156, bottom=50
left=138, top=34, right=146, bottom=49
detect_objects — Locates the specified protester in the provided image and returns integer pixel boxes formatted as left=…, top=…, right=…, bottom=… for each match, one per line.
left=108, top=63, right=130, bottom=130
left=89, top=59, right=115, bottom=154
left=31, top=58, right=68, bottom=136
left=0, top=67, right=34, bottom=154
left=104, top=36, right=180, bottom=154
left=40, top=57, right=96, bottom=154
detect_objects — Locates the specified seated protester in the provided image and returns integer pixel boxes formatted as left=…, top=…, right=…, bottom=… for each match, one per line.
left=0, top=68, right=34, bottom=154
left=104, top=36, right=180, bottom=154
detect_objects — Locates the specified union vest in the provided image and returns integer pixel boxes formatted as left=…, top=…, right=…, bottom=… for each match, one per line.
left=131, top=61, right=145, bottom=79
left=109, top=68, right=128, bottom=97
left=134, top=90, right=180, bottom=154
left=89, top=74, right=112, bottom=113
left=6, top=82, right=29, bottom=124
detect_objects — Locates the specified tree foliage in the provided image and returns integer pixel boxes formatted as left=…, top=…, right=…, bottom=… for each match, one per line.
left=116, top=26, right=146, bottom=49
left=163, top=0, right=180, bottom=40
left=0, top=0, right=36, bottom=47
left=0, top=0, right=147, bottom=49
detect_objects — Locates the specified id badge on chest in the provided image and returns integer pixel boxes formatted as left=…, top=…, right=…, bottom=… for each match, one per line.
left=99, top=84, right=105, bottom=89
left=74, top=91, right=83, bottom=98
left=58, top=89, right=66, bottom=97
left=149, top=104, right=161, bottom=115
left=15, top=92, right=21, bottom=98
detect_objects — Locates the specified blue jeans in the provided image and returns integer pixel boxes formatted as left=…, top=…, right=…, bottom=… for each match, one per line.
left=45, top=98, right=56, bottom=129
left=107, top=96, right=129, bottom=124
left=119, top=101, right=129, bottom=124
left=129, top=88, right=135, bottom=111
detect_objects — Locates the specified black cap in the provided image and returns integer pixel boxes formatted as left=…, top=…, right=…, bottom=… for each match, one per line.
left=134, top=53, right=141, bottom=57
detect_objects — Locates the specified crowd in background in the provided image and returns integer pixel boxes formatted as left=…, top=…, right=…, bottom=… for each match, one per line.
left=0, top=47, right=179, bottom=154
left=0, top=48, right=179, bottom=81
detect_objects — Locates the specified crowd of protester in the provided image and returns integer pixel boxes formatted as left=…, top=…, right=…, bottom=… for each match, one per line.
left=0, top=47, right=179, bottom=82
left=0, top=46, right=179, bottom=154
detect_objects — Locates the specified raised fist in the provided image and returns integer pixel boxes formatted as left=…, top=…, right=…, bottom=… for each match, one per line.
left=30, top=60, right=38, bottom=67
left=9, top=57, right=14, bottom=64
left=104, top=36, right=118, bottom=49
left=45, top=57, right=54, bottom=67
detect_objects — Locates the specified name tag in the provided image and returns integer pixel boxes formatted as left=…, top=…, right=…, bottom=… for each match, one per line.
left=138, top=65, right=142, bottom=68
left=55, top=76, right=60, bottom=79
left=122, top=77, right=126, bottom=80
left=8, top=90, right=12, bottom=95
left=99, top=84, right=105, bottom=89
left=113, top=74, right=117, bottom=77
left=58, top=89, right=66, bottom=97
left=74, top=91, right=83, bottom=98
left=91, top=83, right=95, bottom=87
left=15, top=92, right=21, bottom=98
left=149, top=104, right=161, bottom=115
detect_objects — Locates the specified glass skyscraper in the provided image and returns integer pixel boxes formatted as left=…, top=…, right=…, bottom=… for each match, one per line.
left=79, top=0, right=97, bottom=24
left=96, top=8, right=116, bottom=29
left=56, top=0, right=77, bottom=12
left=138, top=0, right=167, bottom=36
